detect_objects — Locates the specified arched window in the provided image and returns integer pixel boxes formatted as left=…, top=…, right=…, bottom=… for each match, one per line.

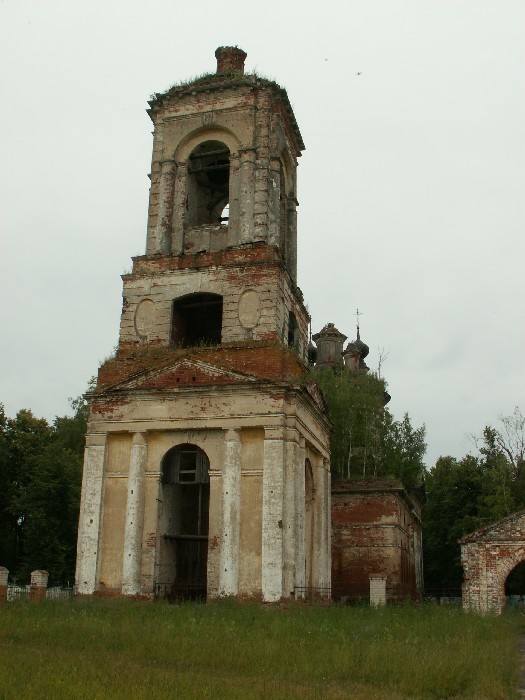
left=186, top=140, right=230, bottom=226
left=171, top=292, right=223, bottom=347
left=162, top=444, right=210, bottom=486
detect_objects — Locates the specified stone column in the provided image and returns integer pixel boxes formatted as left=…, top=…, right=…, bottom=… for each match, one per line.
left=155, top=160, right=176, bottom=254
left=294, top=437, right=306, bottom=597
left=267, top=158, right=281, bottom=248
left=286, top=197, right=298, bottom=283
left=171, top=162, right=187, bottom=254
left=122, top=432, right=148, bottom=596
left=370, top=576, right=387, bottom=606
left=30, top=570, right=49, bottom=602
left=282, top=422, right=298, bottom=598
left=219, top=429, right=242, bottom=596
left=75, top=433, right=107, bottom=595
left=227, top=153, right=240, bottom=243
left=207, top=467, right=222, bottom=599
left=312, top=459, right=325, bottom=590
left=262, top=426, right=285, bottom=602
left=323, top=459, right=332, bottom=595
left=0, top=567, right=8, bottom=604
left=238, top=148, right=256, bottom=244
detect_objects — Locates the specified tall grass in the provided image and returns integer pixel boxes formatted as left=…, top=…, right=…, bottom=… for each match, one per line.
left=0, top=598, right=521, bottom=699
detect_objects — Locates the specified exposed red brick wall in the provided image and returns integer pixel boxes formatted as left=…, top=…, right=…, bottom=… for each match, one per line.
left=97, top=344, right=306, bottom=391
left=461, top=510, right=525, bottom=613
left=331, top=480, right=422, bottom=602
left=128, top=242, right=282, bottom=277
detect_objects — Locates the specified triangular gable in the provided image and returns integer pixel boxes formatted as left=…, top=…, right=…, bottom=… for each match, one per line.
left=304, top=381, right=330, bottom=416
left=460, top=509, right=525, bottom=544
left=104, top=359, right=258, bottom=392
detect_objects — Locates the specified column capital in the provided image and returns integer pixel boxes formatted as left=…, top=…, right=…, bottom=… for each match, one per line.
left=264, top=426, right=285, bottom=441
left=224, top=428, right=242, bottom=442
left=85, top=433, right=107, bottom=448
left=159, top=159, right=176, bottom=171
left=131, top=432, right=148, bottom=446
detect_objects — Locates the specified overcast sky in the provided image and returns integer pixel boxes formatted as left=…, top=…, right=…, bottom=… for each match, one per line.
left=1, top=0, right=524, bottom=467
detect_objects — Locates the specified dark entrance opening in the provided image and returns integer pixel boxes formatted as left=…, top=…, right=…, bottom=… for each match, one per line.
left=505, top=560, right=525, bottom=607
left=171, top=292, right=223, bottom=347
left=160, top=444, right=210, bottom=601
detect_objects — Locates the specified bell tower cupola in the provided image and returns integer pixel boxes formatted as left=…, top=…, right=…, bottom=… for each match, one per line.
left=144, top=46, right=303, bottom=281
left=115, top=48, right=310, bottom=363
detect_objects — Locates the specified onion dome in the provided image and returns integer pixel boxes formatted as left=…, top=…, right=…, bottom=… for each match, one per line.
left=345, top=327, right=369, bottom=372
left=354, top=328, right=369, bottom=363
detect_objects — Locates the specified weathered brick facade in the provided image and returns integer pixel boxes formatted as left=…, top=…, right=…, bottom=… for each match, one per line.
left=461, top=510, right=525, bottom=614
left=75, top=48, right=331, bottom=603
left=331, top=479, right=423, bottom=602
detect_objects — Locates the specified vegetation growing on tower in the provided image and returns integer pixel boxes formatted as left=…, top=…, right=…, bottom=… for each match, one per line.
left=314, top=368, right=426, bottom=489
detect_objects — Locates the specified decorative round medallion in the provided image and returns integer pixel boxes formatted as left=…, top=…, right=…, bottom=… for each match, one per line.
left=134, top=299, right=157, bottom=340
left=238, top=290, right=260, bottom=329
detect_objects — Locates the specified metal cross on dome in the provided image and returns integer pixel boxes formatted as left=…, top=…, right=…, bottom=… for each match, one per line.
left=354, top=308, right=364, bottom=335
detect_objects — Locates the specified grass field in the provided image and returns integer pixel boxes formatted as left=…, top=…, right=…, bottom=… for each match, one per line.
left=0, top=598, right=521, bottom=699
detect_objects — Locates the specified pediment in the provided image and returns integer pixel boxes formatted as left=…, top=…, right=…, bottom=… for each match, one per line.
left=461, top=509, right=525, bottom=544
left=106, top=359, right=258, bottom=392
left=304, top=381, right=330, bottom=415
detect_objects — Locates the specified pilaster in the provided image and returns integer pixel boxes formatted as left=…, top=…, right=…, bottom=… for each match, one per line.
left=75, top=434, right=107, bottom=594
left=282, top=422, right=298, bottom=597
left=262, top=426, right=285, bottom=602
left=219, top=429, right=242, bottom=596
left=155, top=160, right=176, bottom=254
left=294, top=436, right=306, bottom=596
left=238, top=148, right=256, bottom=244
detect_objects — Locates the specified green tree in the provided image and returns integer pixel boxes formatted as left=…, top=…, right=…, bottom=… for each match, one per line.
left=0, top=396, right=86, bottom=584
left=423, top=455, right=482, bottom=592
left=314, top=369, right=426, bottom=488
left=423, top=408, right=525, bottom=593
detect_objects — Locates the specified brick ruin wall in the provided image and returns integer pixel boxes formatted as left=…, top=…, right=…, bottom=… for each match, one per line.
left=461, top=513, right=525, bottom=613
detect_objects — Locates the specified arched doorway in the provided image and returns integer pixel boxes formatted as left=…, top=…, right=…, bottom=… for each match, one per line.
left=157, top=444, right=210, bottom=600
left=505, top=560, right=525, bottom=608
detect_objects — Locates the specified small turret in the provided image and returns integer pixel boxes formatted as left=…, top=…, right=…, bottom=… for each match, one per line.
left=312, top=323, right=347, bottom=370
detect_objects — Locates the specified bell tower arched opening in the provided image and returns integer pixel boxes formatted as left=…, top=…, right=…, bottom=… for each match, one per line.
left=186, top=140, right=230, bottom=227
left=157, top=444, right=210, bottom=600
left=171, top=292, right=223, bottom=347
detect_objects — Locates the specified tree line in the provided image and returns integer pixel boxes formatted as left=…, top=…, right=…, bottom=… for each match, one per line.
left=423, top=407, right=525, bottom=594
left=0, top=398, right=87, bottom=585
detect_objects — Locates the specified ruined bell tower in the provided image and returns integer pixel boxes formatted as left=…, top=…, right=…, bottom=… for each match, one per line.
left=75, top=47, right=331, bottom=602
